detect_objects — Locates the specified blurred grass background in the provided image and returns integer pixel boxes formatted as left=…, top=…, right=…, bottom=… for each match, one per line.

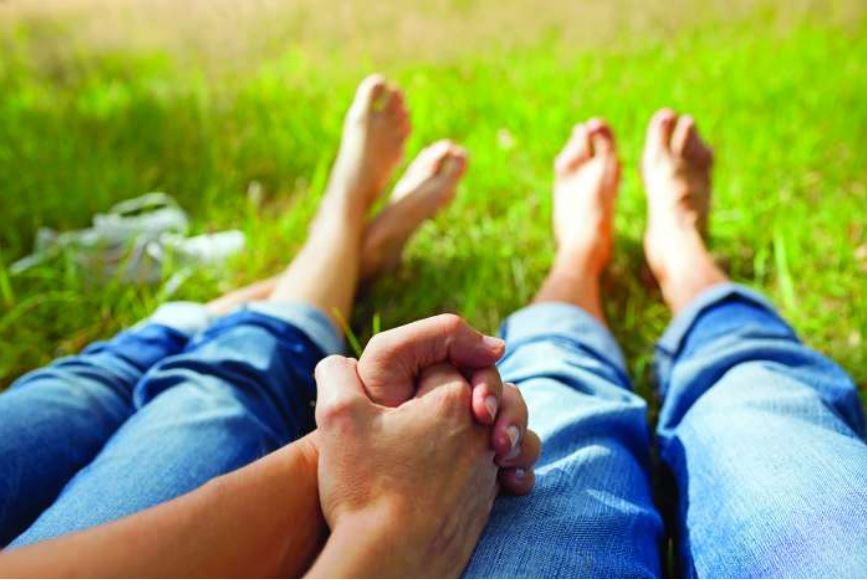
left=0, top=0, right=865, bottom=407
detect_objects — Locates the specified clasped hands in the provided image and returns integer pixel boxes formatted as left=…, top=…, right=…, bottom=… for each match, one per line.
left=306, top=314, right=541, bottom=577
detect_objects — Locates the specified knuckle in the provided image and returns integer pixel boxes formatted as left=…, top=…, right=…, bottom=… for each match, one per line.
left=315, top=397, right=359, bottom=430
left=434, top=312, right=465, bottom=334
left=314, top=354, right=342, bottom=375
left=438, top=381, right=472, bottom=417
left=314, top=355, right=354, bottom=382
left=364, top=332, right=394, bottom=357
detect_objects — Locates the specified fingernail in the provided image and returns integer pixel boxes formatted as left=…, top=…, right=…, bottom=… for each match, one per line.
left=483, top=335, right=505, bottom=352
left=484, top=395, right=498, bottom=421
left=513, top=468, right=527, bottom=480
left=505, top=425, right=521, bottom=459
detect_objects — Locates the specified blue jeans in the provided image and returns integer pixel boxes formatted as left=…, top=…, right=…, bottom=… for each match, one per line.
left=2, top=285, right=866, bottom=578
left=464, top=284, right=867, bottom=578
left=1, top=301, right=342, bottom=547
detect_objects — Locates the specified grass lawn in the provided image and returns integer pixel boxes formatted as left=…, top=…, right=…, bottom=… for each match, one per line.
left=1, top=0, right=865, bottom=408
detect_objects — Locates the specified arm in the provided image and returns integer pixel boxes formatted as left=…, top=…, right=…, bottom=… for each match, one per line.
left=0, top=434, right=324, bottom=578
left=1, top=315, right=537, bottom=578
left=306, top=359, right=534, bottom=578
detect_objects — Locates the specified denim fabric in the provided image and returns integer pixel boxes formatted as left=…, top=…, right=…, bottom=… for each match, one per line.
left=5, top=283, right=866, bottom=578
left=465, top=302, right=664, bottom=578
left=467, top=284, right=867, bottom=578
left=656, top=284, right=867, bottom=578
left=0, top=322, right=189, bottom=546
left=7, top=301, right=339, bottom=547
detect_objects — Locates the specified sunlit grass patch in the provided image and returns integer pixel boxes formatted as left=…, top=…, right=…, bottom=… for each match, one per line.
left=0, top=2, right=865, bottom=407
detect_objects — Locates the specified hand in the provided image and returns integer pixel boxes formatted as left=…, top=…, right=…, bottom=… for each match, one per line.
left=357, top=313, right=540, bottom=494
left=309, top=357, right=498, bottom=577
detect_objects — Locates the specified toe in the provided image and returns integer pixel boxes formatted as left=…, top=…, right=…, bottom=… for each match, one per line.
left=586, top=117, right=617, bottom=157
left=385, top=86, right=406, bottom=115
left=443, top=145, right=468, bottom=180
left=424, top=141, right=466, bottom=182
left=353, top=73, right=388, bottom=113
left=647, top=108, right=678, bottom=153
left=555, top=123, right=592, bottom=174
left=385, top=89, right=411, bottom=136
left=681, top=116, right=713, bottom=168
left=391, top=140, right=455, bottom=199
left=417, top=140, right=454, bottom=174
left=671, top=114, right=696, bottom=157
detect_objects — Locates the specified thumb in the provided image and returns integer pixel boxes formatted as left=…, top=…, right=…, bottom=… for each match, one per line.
left=358, top=314, right=506, bottom=407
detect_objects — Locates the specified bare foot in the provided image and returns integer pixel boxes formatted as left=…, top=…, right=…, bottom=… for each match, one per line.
left=642, top=109, right=727, bottom=313
left=207, top=140, right=466, bottom=314
left=552, top=118, right=621, bottom=275
left=320, top=74, right=411, bottom=222
left=360, top=140, right=468, bottom=279
left=532, top=119, right=621, bottom=323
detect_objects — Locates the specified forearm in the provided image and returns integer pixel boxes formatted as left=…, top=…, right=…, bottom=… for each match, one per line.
left=306, top=504, right=413, bottom=578
left=305, top=502, right=470, bottom=579
left=0, top=434, right=325, bottom=578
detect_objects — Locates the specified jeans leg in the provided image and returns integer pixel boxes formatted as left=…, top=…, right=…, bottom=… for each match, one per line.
left=10, top=301, right=341, bottom=547
left=465, top=303, right=663, bottom=578
left=656, top=283, right=867, bottom=578
left=0, top=302, right=210, bottom=546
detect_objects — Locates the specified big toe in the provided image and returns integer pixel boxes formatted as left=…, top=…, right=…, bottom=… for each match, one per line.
left=443, top=144, right=468, bottom=179
left=352, top=73, right=388, bottom=115
left=421, top=140, right=467, bottom=178
left=586, top=117, right=617, bottom=157
left=415, top=140, right=455, bottom=174
left=555, top=123, right=592, bottom=175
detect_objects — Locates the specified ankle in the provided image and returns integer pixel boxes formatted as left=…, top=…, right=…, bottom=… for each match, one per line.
left=649, top=241, right=728, bottom=314
left=322, top=184, right=368, bottom=221
left=555, top=239, right=609, bottom=279
left=310, top=206, right=364, bottom=247
left=534, top=254, right=606, bottom=323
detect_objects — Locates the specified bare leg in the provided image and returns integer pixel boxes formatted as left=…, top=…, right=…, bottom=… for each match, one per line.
left=267, top=75, right=410, bottom=326
left=533, top=119, right=621, bottom=324
left=641, top=109, right=727, bottom=314
left=207, top=88, right=467, bottom=324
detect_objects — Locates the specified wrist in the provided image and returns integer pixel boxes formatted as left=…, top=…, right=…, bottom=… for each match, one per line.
left=308, top=501, right=421, bottom=578
left=292, top=430, right=321, bottom=473
left=263, top=431, right=326, bottom=576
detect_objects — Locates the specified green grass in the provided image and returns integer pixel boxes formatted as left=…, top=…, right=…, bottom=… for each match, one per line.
left=1, top=5, right=865, bottom=409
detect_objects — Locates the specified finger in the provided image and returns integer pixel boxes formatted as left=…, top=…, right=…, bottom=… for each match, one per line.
left=416, top=362, right=471, bottom=399
left=470, top=366, right=504, bottom=425
left=358, top=314, right=506, bottom=407
left=498, top=429, right=541, bottom=470
left=499, top=466, right=536, bottom=496
left=313, top=355, right=368, bottom=427
left=492, top=383, right=528, bottom=461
